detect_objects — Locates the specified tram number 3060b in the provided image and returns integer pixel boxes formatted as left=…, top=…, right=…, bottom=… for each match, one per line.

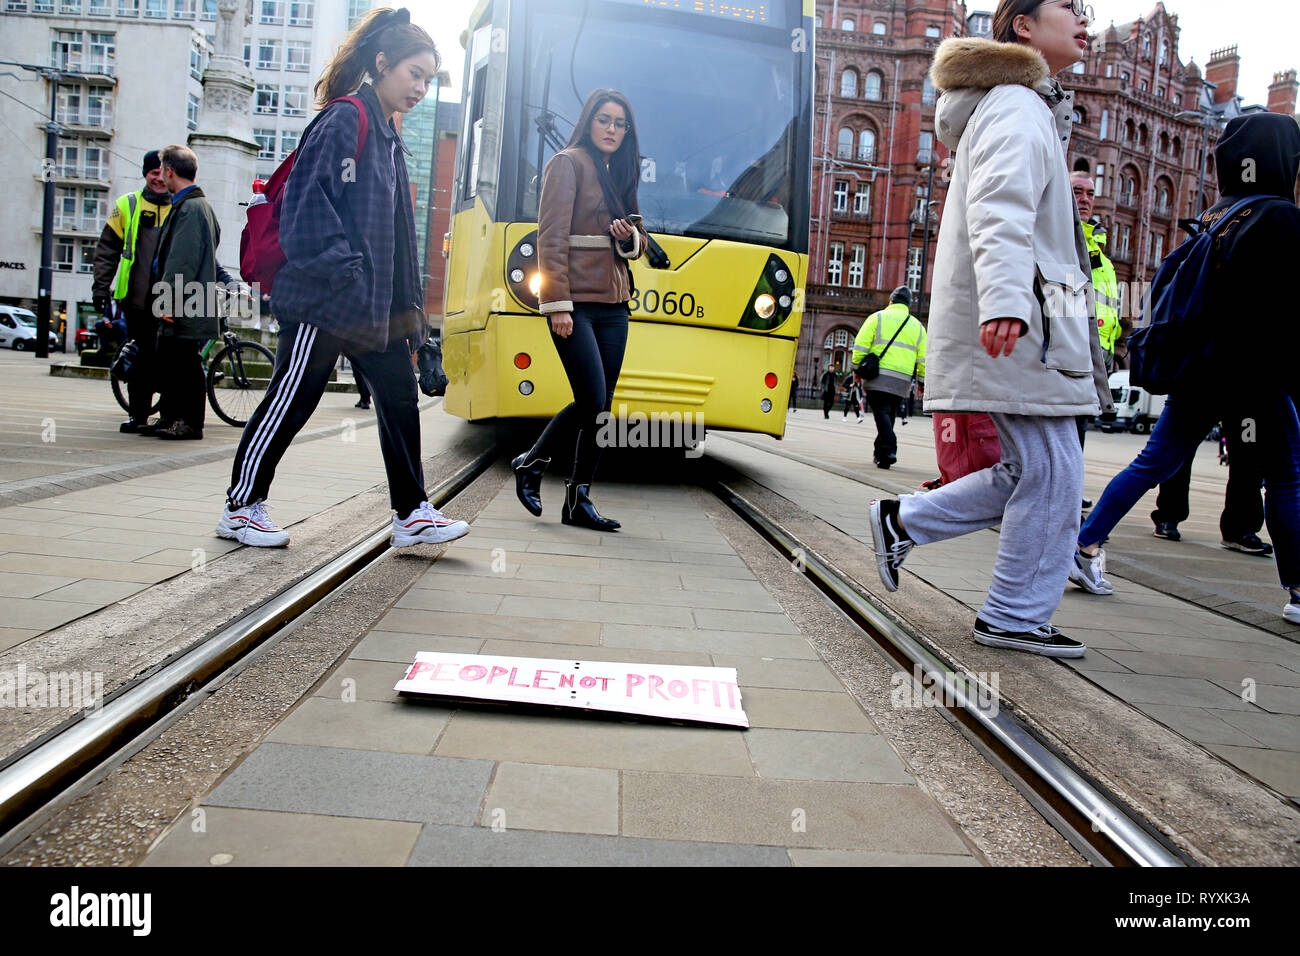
left=629, top=289, right=702, bottom=319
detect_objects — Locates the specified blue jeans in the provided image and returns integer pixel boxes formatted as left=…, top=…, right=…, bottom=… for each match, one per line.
left=1079, top=392, right=1300, bottom=588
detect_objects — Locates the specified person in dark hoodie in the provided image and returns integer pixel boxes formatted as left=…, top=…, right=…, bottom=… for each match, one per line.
left=216, top=7, right=469, bottom=549
left=1070, top=112, right=1300, bottom=625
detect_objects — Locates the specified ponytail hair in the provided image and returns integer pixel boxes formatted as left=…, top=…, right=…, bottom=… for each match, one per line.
left=314, top=6, right=439, bottom=108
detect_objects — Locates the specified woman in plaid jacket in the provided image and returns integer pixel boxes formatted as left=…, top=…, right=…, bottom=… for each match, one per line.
left=216, top=7, right=469, bottom=550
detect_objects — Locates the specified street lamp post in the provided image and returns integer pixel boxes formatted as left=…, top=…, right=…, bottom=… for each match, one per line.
left=1176, top=78, right=1219, bottom=217
left=916, top=161, right=938, bottom=320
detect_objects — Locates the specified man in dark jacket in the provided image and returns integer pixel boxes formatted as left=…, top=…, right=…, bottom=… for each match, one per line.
left=151, top=145, right=221, bottom=440
left=819, top=364, right=839, bottom=419
left=92, top=150, right=171, bottom=433
left=1073, top=112, right=1300, bottom=626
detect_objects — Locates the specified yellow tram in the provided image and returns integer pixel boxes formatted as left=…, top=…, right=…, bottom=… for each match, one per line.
left=442, top=0, right=814, bottom=438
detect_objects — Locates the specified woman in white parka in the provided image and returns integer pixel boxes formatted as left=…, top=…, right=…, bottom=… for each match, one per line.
left=869, top=0, right=1113, bottom=659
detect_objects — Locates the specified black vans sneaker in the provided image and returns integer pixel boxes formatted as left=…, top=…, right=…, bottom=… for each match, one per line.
left=869, top=498, right=913, bottom=592
left=973, top=617, right=1086, bottom=658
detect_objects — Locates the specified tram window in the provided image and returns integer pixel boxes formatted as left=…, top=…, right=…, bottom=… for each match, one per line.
left=518, top=0, right=808, bottom=251
left=462, top=61, right=487, bottom=202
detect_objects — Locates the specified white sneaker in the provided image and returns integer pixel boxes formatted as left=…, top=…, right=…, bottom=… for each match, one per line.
left=1069, top=547, right=1113, bottom=595
left=392, top=501, right=470, bottom=548
left=216, top=501, right=290, bottom=547
left=1285, top=588, right=1300, bottom=624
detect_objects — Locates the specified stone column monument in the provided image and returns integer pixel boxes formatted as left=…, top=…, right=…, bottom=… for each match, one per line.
left=188, top=0, right=259, bottom=280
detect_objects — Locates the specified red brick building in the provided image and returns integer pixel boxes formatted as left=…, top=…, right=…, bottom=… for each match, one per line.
left=423, top=101, right=462, bottom=331
left=804, top=0, right=964, bottom=386
left=801, top=1, right=1299, bottom=385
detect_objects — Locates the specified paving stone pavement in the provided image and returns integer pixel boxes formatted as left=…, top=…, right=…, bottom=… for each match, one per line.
left=143, top=480, right=981, bottom=867
left=0, top=350, right=440, bottom=653
left=708, top=429, right=1300, bottom=800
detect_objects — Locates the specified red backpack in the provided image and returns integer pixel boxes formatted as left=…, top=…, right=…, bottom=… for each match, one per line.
left=239, top=95, right=369, bottom=294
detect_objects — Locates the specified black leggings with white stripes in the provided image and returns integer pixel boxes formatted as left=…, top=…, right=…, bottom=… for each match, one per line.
left=226, top=321, right=426, bottom=515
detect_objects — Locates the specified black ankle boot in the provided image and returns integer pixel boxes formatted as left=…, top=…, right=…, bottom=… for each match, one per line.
left=562, top=481, right=620, bottom=531
left=511, top=452, right=549, bottom=516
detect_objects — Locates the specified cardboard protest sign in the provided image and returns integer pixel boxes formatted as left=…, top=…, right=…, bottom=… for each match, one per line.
left=395, top=652, right=748, bottom=728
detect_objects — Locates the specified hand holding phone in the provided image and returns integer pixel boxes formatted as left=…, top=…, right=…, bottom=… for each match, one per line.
left=627, top=214, right=643, bottom=224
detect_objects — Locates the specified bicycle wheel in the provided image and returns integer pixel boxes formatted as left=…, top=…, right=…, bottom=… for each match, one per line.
left=111, top=367, right=162, bottom=416
left=207, top=341, right=274, bottom=427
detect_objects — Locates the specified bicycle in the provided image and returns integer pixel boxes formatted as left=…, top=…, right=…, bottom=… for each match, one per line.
left=111, top=313, right=274, bottom=428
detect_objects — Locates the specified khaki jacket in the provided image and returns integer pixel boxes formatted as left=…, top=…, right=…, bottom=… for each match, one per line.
left=923, top=38, right=1112, bottom=417
left=537, top=146, right=649, bottom=314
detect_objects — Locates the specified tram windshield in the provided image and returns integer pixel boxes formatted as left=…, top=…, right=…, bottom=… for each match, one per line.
left=517, top=0, right=809, bottom=252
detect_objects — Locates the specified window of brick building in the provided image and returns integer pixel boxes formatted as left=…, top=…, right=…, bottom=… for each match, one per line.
left=858, top=128, right=875, bottom=162
left=854, top=182, right=870, bottom=215
left=832, top=180, right=848, bottom=213
left=864, top=70, right=882, bottom=100
left=848, top=244, right=865, bottom=288
left=827, top=242, right=844, bottom=285
left=840, top=69, right=857, bottom=98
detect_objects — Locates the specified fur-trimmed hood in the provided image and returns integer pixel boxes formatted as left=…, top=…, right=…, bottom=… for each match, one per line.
left=929, top=37, right=1071, bottom=150
left=930, top=37, right=1049, bottom=91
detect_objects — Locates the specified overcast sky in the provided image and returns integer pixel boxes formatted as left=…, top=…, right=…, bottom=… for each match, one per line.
left=407, top=0, right=1298, bottom=108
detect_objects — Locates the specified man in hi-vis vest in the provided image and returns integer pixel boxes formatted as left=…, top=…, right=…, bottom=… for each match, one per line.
left=1070, top=172, right=1121, bottom=371
left=92, top=150, right=172, bottom=433
left=851, top=286, right=926, bottom=469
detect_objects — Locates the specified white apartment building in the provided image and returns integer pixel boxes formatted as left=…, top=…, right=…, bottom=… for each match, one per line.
left=241, top=0, right=367, bottom=179
left=0, top=0, right=363, bottom=343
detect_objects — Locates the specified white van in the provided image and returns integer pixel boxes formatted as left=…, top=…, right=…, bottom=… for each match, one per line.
left=0, top=305, right=58, bottom=351
left=1100, top=368, right=1167, bottom=434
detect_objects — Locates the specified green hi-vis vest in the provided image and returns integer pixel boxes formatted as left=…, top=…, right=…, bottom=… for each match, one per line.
left=851, top=302, right=927, bottom=380
left=112, top=190, right=169, bottom=300
left=1083, top=220, right=1121, bottom=355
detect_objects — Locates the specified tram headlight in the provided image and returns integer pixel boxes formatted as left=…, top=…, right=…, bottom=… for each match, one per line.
left=739, top=254, right=797, bottom=331
left=760, top=399, right=773, bottom=413
left=506, top=230, right=542, bottom=312
left=519, top=380, right=534, bottom=396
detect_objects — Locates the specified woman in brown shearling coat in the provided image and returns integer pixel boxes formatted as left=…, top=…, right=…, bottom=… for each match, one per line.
left=511, top=88, right=649, bottom=531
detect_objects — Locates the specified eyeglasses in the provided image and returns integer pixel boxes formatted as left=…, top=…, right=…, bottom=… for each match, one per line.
left=594, top=114, right=628, bottom=132
left=1048, top=0, right=1094, bottom=20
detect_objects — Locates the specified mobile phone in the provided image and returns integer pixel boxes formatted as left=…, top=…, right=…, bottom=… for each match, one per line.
left=627, top=214, right=643, bottom=224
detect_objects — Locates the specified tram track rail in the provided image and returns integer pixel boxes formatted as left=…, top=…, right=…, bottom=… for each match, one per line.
left=709, top=474, right=1189, bottom=867
left=0, top=433, right=1192, bottom=867
left=0, top=447, right=498, bottom=855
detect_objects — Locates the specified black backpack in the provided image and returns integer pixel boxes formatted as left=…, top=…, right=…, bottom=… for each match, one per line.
left=1128, top=194, right=1278, bottom=394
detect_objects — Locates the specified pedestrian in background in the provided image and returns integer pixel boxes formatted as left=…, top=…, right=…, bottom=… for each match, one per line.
left=851, top=285, right=926, bottom=469
left=150, top=145, right=219, bottom=441
left=1147, top=416, right=1272, bottom=555
left=868, top=0, right=1113, bottom=658
left=1071, top=112, right=1300, bottom=625
left=93, top=149, right=171, bottom=434
left=820, top=364, right=839, bottom=419
left=841, top=373, right=863, bottom=422
left=510, top=88, right=649, bottom=532
left=218, top=7, right=468, bottom=549
left=789, top=371, right=799, bottom=412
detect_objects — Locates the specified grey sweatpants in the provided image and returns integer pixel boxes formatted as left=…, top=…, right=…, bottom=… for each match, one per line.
left=897, top=413, right=1084, bottom=632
